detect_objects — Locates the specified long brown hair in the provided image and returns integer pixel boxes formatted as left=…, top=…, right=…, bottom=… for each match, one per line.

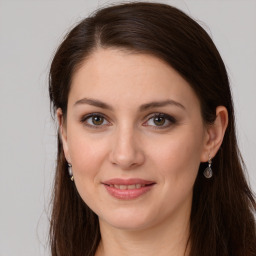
left=49, top=2, right=256, bottom=255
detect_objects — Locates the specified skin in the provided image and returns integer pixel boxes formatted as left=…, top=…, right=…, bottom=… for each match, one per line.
left=58, top=48, right=228, bottom=256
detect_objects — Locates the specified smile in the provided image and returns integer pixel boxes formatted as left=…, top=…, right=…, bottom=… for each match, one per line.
left=108, top=184, right=147, bottom=189
left=102, top=178, right=156, bottom=200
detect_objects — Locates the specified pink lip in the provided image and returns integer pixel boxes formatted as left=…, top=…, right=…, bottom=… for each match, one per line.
left=102, top=178, right=156, bottom=200
left=103, top=178, right=155, bottom=186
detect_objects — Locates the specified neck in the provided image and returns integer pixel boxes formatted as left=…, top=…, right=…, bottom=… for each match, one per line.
left=95, top=211, right=191, bottom=256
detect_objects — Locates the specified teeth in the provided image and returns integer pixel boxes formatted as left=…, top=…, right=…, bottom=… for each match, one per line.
left=136, top=184, right=141, bottom=189
left=119, top=185, right=126, bottom=190
left=109, top=184, right=147, bottom=189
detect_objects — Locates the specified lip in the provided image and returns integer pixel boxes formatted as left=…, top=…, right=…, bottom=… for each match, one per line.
left=102, top=178, right=156, bottom=200
left=103, top=178, right=155, bottom=186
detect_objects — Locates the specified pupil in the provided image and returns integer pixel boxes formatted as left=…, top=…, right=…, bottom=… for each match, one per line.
left=93, top=116, right=103, bottom=125
left=154, top=116, right=165, bottom=126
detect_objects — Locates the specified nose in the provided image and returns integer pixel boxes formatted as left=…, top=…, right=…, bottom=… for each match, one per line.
left=109, top=126, right=145, bottom=170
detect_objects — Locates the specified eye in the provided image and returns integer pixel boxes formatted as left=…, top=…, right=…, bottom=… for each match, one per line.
left=143, top=113, right=176, bottom=129
left=81, top=113, right=110, bottom=128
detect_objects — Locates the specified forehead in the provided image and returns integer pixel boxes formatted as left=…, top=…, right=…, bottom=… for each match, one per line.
left=69, top=48, right=200, bottom=110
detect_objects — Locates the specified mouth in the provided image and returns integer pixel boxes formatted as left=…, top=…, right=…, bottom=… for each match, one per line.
left=106, top=183, right=153, bottom=189
left=102, top=178, right=156, bottom=200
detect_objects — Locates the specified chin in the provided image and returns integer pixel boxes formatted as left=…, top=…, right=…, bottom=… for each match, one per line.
left=98, top=208, right=157, bottom=231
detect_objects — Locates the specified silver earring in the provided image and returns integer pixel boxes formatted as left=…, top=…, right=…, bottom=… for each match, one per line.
left=68, top=163, right=74, bottom=181
left=203, top=157, right=213, bottom=178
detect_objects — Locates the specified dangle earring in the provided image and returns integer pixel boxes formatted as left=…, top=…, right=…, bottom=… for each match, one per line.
left=68, top=163, right=74, bottom=181
left=203, top=156, right=213, bottom=178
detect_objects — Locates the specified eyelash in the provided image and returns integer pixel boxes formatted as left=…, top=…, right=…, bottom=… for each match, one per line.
left=80, top=112, right=110, bottom=129
left=144, top=113, right=176, bottom=129
left=80, top=112, right=176, bottom=129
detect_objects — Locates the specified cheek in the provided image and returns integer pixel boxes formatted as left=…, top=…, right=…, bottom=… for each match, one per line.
left=68, top=131, right=107, bottom=179
left=150, top=131, right=203, bottom=216
left=68, top=135, right=107, bottom=207
left=153, top=128, right=204, bottom=184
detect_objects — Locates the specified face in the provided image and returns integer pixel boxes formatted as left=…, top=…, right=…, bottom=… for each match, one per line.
left=59, top=48, right=209, bottom=231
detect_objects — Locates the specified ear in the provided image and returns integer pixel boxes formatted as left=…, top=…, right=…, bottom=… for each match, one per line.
left=200, top=106, right=228, bottom=162
left=56, top=108, right=71, bottom=163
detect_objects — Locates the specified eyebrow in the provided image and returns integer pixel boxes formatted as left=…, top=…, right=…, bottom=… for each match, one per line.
left=74, top=98, right=185, bottom=111
left=139, top=99, right=185, bottom=111
left=74, top=98, right=114, bottom=110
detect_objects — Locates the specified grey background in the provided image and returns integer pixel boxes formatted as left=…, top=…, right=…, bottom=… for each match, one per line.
left=0, top=0, right=255, bottom=255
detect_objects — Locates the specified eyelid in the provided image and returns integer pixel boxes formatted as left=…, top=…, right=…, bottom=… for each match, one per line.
left=142, top=113, right=176, bottom=129
left=80, top=112, right=176, bottom=129
left=80, top=112, right=111, bottom=128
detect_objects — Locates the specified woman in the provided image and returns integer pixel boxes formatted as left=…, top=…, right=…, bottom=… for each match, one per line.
left=48, top=2, right=256, bottom=256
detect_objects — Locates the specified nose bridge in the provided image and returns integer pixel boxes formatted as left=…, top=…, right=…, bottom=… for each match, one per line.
left=110, top=122, right=144, bottom=169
